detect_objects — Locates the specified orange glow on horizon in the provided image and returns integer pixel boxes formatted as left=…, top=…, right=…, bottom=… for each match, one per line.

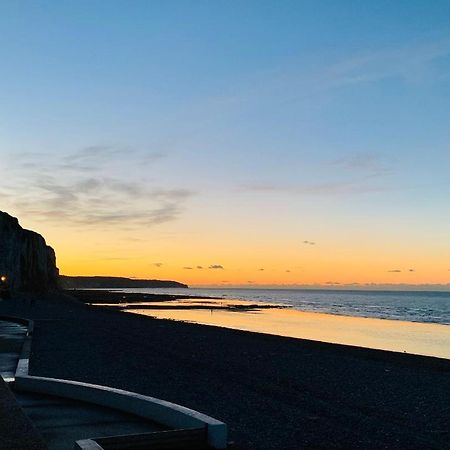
left=16, top=214, right=450, bottom=289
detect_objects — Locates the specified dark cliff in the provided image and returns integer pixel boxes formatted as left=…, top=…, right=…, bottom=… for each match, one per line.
left=0, top=211, right=59, bottom=293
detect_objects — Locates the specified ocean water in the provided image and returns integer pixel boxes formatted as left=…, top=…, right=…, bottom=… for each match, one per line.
left=114, top=287, right=450, bottom=326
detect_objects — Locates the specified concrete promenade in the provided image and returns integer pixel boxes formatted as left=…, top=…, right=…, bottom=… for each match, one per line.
left=0, top=319, right=27, bottom=382
left=0, top=319, right=47, bottom=449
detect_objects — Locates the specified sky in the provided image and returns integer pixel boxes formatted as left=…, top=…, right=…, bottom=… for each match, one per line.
left=1, top=1, right=450, bottom=288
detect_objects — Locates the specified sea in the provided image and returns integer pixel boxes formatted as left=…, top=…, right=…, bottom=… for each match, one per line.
left=116, top=287, right=450, bottom=326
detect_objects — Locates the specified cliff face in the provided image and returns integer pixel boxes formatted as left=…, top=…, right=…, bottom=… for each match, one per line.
left=0, top=211, right=59, bottom=293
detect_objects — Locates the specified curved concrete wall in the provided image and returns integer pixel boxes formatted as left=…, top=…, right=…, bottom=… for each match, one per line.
left=13, top=318, right=227, bottom=449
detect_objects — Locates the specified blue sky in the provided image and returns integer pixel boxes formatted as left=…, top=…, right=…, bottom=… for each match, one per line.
left=1, top=1, right=450, bottom=285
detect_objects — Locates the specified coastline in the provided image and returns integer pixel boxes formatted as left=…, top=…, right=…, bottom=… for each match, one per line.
left=78, top=286, right=450, bottom=324
left=126, top=302, right=450, bottom=360
left=69, top=290, right=450, bottom=360
left=2, top=295, right=450, bottom=448
left=31, top=301, right=450, bottom=449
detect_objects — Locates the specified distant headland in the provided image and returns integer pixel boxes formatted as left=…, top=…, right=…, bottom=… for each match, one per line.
left=60, top=275, right=188, bottom=289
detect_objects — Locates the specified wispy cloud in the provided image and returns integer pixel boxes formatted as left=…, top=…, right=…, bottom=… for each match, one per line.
left=387, top=268, right=416, bottom=273
left=303, top=240, right=316, bottom=246
left=239, top=150, right=393, bottom=197
left=240, top=179, right=387, bottom=196
left=324, top=39, right=450, bottom=87
left=209, top=264, right=224, bottom=270
left=62, top=146, right=123, bottom=163
left=96, top=256, right=139, bottom=261
left=225, top=38, right=450, bottom=112
left=330, top=153, right=390, bottom=177
left=3, top=146, right=194, bottom=228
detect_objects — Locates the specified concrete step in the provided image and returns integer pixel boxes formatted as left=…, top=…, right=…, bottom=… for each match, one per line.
left=14, top=390, right=167, bottom=450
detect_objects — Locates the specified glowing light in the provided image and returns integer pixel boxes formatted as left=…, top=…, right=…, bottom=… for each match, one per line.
left=0, top=276, right=6, bottom=283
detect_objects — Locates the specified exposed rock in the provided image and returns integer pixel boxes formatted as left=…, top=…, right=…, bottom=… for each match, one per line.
left=0, top=211, right=59, bottom=293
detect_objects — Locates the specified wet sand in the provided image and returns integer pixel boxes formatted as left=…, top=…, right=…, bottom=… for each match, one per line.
left=122, top=298, right=450, bottom=360
left=83, top=289, right=450, bottom=360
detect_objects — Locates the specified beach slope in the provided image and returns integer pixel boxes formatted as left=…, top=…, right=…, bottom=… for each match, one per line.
left=22, top=302, right=450, bottom=449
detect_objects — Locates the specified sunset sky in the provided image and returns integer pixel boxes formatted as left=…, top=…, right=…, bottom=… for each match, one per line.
left=1, top=1, right=450, bottom=287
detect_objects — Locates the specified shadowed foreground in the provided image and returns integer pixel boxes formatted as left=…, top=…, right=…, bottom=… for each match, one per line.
left=6, top=300, right=450, bottom=449
left=0, top=377, right=46, bottom=450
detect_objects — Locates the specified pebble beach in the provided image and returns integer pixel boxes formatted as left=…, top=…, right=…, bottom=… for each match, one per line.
left=2, top=294, right=450, bottom=449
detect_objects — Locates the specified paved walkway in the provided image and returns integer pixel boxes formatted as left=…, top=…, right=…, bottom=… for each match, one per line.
left=14, top=390, right=166, bottom=449
left=0, top=319, right=167, bottom=450
left=0, top=319, right=27, bottom=382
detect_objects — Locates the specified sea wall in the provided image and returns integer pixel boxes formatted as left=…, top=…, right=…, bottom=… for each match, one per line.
left=0, top=211, right=59, bottom=293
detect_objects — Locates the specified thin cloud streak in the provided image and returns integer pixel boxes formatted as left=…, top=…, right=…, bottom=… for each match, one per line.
left=330, top=153, right=391, bottom=177
left=239, top=179, right=388, bottom=196
left=217, top=39, right=450, bottom=113
left=324, top=39, right=450, bottom=87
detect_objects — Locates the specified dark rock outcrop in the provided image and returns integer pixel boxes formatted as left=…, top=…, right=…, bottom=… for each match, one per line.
left=0, top=211, right=59, bottom=293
